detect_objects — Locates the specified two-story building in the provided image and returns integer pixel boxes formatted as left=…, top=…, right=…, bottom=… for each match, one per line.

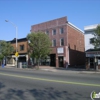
left=6, top=38, right=29, bottom=67
left=30, top=17, right=85, bottom=68
left=84, top=24, right=100, bottom=70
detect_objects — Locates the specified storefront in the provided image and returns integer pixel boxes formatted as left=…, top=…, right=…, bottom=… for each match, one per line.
left=86, top=49, right=100, bottom=70
left=6, top=54, right=28, bottom=67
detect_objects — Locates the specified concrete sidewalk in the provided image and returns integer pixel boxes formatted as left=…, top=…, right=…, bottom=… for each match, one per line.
left=1, top=65, right=100, bottom=74
left=39, top=66, right=100, bottom=74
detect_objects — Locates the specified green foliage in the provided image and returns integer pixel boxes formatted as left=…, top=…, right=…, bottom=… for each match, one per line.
left=90, top=25, right=100, bottom=49
left=0, top=41, right=14, bottom=61
left=27, top=32, right=52, bottom=67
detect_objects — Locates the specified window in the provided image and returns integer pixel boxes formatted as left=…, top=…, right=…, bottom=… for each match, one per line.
left=60, top=38, right=64, bottom=46
left=20, top=45, right=24, bottom=51
left=52, top=29, right=56, bottom=35
left=60, top=28, right=64, bottom=34
left=52, top=39, right=56, bottom=47
left=90, top=38, right=95, bottom=44
left=45, top=30, right=49, bottom=35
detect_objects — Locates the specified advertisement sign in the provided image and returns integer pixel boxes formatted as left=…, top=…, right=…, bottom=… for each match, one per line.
left=57, top=47, right=64, bottom=53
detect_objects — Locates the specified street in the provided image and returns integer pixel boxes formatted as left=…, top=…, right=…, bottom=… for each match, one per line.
left=0, top=68, right=100, bottom=100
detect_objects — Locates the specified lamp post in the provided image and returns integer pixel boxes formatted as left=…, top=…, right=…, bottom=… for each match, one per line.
left=5, top=20, right=18, bottom=68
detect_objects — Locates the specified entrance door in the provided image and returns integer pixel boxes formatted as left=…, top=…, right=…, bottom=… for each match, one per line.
left=58, top=56, right=64, bottom=67
left=50, top=54, right=56, bottom=67
left=90, top=58, right=94, bottom=68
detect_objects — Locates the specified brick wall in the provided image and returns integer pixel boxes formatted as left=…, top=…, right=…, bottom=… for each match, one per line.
left=31, top=17, right=68, bottom=54
left=67, top=24, right=85, bottom=66
left=30, top=17, right=85, bottom=67
left=11, top=41, right=28, bottom=54
left=31, top=17, right=67, bottom=32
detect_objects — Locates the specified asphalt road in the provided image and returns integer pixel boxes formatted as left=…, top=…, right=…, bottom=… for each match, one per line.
left=0, top=68, right=100, bottom=100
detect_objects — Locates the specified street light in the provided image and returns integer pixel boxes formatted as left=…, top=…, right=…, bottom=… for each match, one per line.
left=5, top=20, right=18, bottom=68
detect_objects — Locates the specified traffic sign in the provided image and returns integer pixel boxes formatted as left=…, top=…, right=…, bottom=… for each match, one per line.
left=15, top=52, right=19, bottom=57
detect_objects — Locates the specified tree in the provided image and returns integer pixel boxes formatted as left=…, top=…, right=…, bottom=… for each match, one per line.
left=27, top=32, right=52, bottom=69
left=90, top=25, right=100, bottom=49
left=0, top=41, right=14, bottom=64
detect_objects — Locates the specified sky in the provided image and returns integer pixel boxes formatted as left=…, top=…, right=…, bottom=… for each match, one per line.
left=0, top=0, right=100, bottom=41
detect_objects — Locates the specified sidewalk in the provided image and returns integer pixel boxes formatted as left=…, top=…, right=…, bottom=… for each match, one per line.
left=1, top=65, right=100, bottom=74
left=39, top=66, right=100, bottom=74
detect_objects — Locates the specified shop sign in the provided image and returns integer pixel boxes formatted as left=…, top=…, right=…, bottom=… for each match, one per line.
left=57, top=47, right=64, bottom=53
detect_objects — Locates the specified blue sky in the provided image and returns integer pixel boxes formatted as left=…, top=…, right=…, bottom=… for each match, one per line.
left=0, top=0, right=100, bottom=41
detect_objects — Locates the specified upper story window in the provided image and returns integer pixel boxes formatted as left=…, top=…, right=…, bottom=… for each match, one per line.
left=52, top=29, right=56, bottom=35
left=20, top=45, right=24, bottom=51
left=60, top=28, right=64, bottom=34
left=52, top=39, right=56, bottom=47
left=60, top=38, right=64, bottom=46
left=45, top=30, right=49, bottom=35
left=90, top=38, right=95, bottom=44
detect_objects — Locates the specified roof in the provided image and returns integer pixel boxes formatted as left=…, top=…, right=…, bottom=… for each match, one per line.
left=84, top=24, right=100, bottom=33
left=7, top=37, right=27, bottom=43
left=86, top=48, right=100, bottom=52
left=84, top=24, right=98, bottom=30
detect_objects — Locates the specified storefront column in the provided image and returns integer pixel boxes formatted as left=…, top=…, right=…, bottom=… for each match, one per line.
left=95, top=56, right=98, bottom=70
left=26, top=55, right=28, bottom=66
left=86, top=58, right=90, bottom=70
left=56, top=54, right=59, bottom=68
left=64, top=46, right=69, bottom=68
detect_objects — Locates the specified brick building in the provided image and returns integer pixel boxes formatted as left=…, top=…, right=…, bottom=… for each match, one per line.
left=6, top=38, right=29, bottom=67
left=30, top=17, right=85, bottom=68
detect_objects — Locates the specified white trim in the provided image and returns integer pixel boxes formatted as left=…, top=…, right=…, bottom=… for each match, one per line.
left=84, top=24, right=98, bottom=31
left=59, top=27, right=64, bottom=34
left=52, top=39, right=56, bottom=47
left=68, top=22, right=84, bottom=34
left=52, top=29, right=56, bottom=35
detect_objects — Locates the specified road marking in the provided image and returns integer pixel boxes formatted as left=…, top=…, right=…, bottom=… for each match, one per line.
left=0, top=72, right=100, bottom=87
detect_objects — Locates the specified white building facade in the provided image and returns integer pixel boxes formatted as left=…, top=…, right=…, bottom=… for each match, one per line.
left=84, top=24, right=100, bottom=70
left=84, top=24, right=98, bottom=51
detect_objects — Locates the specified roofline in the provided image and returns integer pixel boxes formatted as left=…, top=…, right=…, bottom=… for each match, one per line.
left=68, top=22, right=84, bottom=34
left=7, top=37, right=27, bottom=42
left=84, top=24, right=99, bottom=31
left=31, top=16, right=67, bottom=27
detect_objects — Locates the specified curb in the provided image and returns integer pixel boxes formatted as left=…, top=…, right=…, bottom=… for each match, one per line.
left=1, top=66, right=100, bottom=74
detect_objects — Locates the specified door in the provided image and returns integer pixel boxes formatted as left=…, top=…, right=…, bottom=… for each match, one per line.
left=90, top=58, right=94, bottom=68
left=50, top=54, right=56, bottom=67
left=58, top=56, right=64, bottom=67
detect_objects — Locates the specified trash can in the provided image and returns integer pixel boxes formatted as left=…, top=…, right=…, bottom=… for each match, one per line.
left=2, top=64, right=4, bottom=68
left=18, top=62, right=22, bottom=68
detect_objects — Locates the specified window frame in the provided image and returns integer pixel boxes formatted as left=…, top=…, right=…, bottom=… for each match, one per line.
left=52, top=29, right=56, bottom=35
left=52, top=39, right=56, bottom=47
left=60, top=27, right=64, bottom=34
left=60, top=38, right=64, bottom=46
left=20, top=45, right=24, bottom=51
left=45, top=30, right=49, bottom=35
